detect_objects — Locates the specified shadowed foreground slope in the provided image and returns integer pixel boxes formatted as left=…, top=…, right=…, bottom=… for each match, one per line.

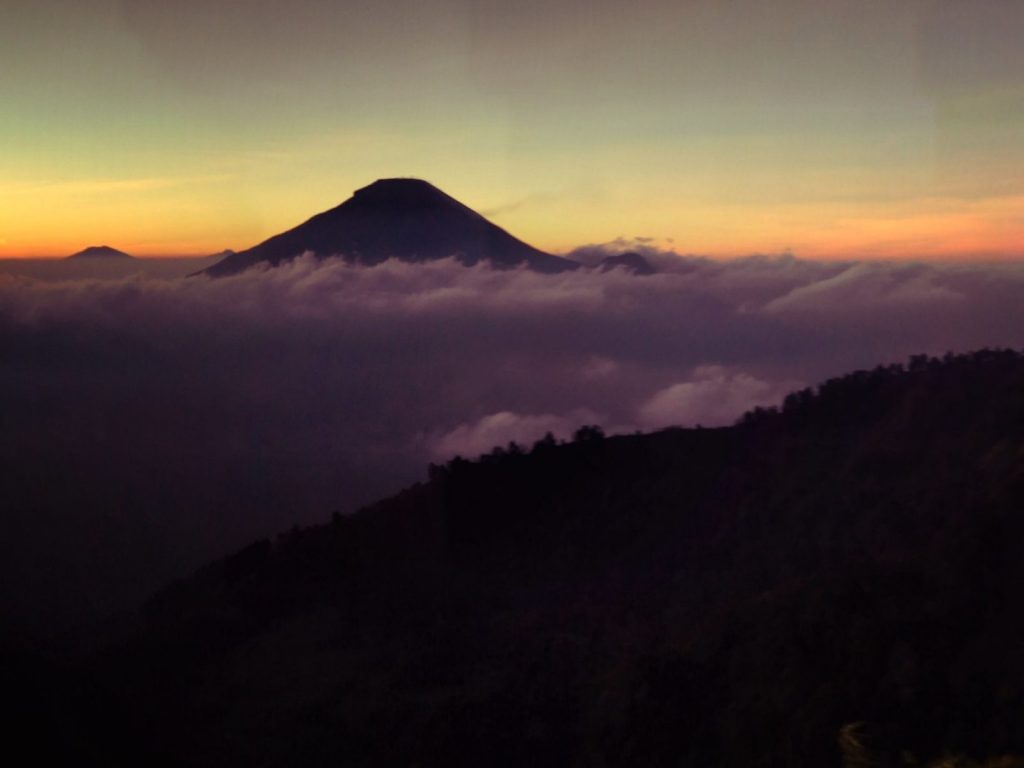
left=20, top=350, right=1024, bottom=767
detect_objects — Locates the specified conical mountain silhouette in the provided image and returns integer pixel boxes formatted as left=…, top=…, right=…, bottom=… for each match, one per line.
left=201, top=178, right=578, bottom=276
left=66, top=245, right=134, bottom=260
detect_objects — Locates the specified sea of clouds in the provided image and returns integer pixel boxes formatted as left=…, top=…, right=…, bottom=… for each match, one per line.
left=3, top=250, right=1024, bottom=634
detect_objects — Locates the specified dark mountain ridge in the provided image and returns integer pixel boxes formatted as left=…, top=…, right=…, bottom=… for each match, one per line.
left=15, top=350, right=1024, bottom=767
left=200, top=178, right=579, bottom=276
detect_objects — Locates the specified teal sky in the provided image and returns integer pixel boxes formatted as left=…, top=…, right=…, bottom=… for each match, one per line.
left=2, top=0, right=1023, bottom=257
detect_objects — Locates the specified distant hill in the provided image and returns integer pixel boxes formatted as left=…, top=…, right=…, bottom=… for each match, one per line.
left=66, top=245, right=134, bottom=260
left=598, top=251, right=657, bottom=275
left=200, top=178, right=579, bottom=276
left=16, top=350, right=1024, bottom=767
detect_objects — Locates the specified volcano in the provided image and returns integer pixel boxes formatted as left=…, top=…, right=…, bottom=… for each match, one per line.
left=200, top=178, right=579, bottom=276
left=66, top=245, right=134, bottom=260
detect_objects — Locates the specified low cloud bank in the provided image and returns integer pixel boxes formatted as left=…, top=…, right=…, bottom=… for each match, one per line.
left=2, top=253, right=1023, bottom=634
left=636, top=366, right=802, bottom=430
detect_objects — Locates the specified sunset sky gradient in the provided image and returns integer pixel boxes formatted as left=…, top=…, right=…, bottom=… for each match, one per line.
left=2, top=0, right=1022, bottom=258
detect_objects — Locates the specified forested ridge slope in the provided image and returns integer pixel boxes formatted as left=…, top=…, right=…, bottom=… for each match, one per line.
left=17, top=350, right=1024, bottom=767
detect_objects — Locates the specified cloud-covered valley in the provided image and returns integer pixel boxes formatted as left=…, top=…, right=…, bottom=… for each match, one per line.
left=3, top=252, right=1024, bottom=635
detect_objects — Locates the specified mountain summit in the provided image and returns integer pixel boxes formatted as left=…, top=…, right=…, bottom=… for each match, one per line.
left=201, top=178, right=579, bottom=276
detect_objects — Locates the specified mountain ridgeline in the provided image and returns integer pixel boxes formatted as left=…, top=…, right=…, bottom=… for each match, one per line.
left=21, top=350, right=1024, bottom=767
left=200, top=178, right=580, bottom=276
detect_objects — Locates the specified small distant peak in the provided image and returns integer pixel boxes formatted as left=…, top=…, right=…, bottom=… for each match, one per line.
left=598, top=252, right=657, bottom=276
left=67, top=245, right=134, bottom=260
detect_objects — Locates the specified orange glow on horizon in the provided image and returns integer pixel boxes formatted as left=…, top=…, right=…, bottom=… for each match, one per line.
left=2, top=176, right=1022, bottom=262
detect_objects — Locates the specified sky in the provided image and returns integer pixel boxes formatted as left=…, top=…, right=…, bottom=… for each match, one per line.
left=2, top=0, right=1023, bottom=258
